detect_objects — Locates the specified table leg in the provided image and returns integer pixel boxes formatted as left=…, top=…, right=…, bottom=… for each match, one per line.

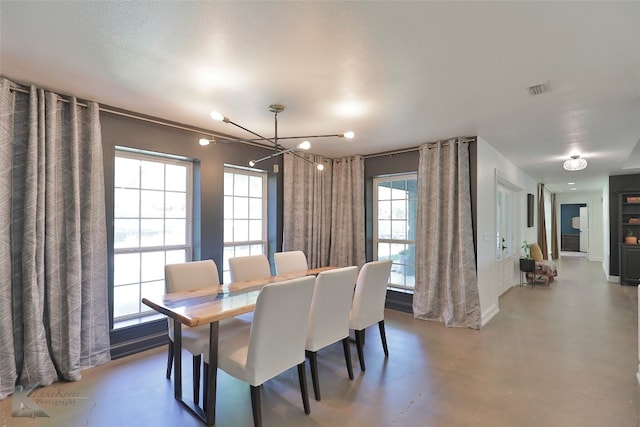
left=173, top=319, right=217, bottom=426
left=173, top=318, right=182, bottom=400
left=205, top=321, right=219, bottom=425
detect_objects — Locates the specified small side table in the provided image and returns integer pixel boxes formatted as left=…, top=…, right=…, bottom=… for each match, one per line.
left=519, top=258, right=536, bottom=287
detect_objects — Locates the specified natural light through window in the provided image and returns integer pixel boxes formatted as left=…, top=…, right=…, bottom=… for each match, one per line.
left=113, top=149, right=192, bottom=324
left=222, top=166, right=267, bottom=283
left=373, top=174, right=417, bottom=292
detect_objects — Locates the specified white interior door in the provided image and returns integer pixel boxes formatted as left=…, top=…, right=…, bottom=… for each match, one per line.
left=496, top=185, right=516, bottom=295
left=579, top=206, right=589, bottom=253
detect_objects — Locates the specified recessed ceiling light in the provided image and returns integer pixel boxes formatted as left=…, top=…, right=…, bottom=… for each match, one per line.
left=568, top=182, right=575, bottom=185
left=570, top=187, right=578, bottom=191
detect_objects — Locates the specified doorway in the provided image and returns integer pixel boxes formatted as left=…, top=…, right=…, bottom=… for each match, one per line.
left=560, top=203, right=588, bottom=256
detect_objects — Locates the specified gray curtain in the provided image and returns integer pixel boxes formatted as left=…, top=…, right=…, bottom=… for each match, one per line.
left=282, top=153, right=365, bottom=268
left=538, top=183, right=548, bottom=259
left=282, top=153, right=332, bottom=268
left=329, top=156, right=365, bottom=268
left=0, top=78, right=110, bottom=400
left=551, top=193, right=559, bottom=260
left=413, top=139, right=481, bottom=329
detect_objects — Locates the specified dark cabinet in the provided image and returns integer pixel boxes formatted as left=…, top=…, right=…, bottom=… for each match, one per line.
left=620, top=193, right=640, bottom=241
left=620, top=244, right=640, bottom=285
left=617, top=191, right=640, bottom=285
left=562, top=234, right=580, bottom=251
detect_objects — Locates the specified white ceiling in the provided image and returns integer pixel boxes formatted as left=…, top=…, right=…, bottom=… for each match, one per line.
left=1, top=1, right=639, bottom=193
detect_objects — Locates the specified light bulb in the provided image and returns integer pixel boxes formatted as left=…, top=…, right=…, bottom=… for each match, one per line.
left=297, top=140, right=311, bottom=150
left=343, top=131, right=355, bottom=139
left=210, top=111, right=225, bottom=121
left=248, top=160, right=256, bottom=167
left=199, top=138, right=210, bottom=146
left=317, top=163, right=324, bottom=171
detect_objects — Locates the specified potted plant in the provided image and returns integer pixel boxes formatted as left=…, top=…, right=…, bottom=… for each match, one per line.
left=519, top=240, right=535, bottom=272
left=624, top=229, right=638, bottom=244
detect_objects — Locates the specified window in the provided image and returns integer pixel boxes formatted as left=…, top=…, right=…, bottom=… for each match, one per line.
left=113, top=149, right=192, bottom=324
left=222, top=167, right=268, bottom=283
left=373, top=174, right=417, bottom=292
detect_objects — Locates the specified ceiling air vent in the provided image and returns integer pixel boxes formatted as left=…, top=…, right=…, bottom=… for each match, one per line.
left=527, top=82, right=550, bottom=96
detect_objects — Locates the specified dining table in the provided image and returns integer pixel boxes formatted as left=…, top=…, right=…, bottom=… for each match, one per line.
left=141, top=266, right=336, bottom=426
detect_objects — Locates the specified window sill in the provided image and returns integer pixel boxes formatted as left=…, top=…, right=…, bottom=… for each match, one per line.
left=113, top=313, right=165, bottom=330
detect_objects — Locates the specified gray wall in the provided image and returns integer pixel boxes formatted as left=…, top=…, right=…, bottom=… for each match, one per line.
left=101, top=111, right=283, bottom=328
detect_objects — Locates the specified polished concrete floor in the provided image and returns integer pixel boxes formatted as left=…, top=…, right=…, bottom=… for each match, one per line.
left=2, top=256, right=639, bottom=427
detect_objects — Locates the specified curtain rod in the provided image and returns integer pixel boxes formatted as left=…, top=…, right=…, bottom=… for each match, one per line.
left=7, top=83, right=273, bottom=150
left=363, top=137, right=476, bottom=159
left=8, top=82, right=476, bottom=157
left=363, top=146, right=419, bottom=159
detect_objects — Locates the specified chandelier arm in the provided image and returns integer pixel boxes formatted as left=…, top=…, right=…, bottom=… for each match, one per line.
left=224, top=119, right=285, bottom=150
left=269, top=134, right=343, bottom=140
left=225, top=134, right=341, bottom=143
left=252, top=146, right=312, bottom=166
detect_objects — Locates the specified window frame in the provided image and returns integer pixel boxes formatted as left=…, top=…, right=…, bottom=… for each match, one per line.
left=373, top=173, right=417, bottom=293
left=112, top=147, right=194, bottom=325
left=222, top=165, right=269, bottom=283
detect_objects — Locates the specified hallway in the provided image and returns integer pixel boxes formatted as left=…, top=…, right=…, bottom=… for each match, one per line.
left=1, top=256, right=638, bottom=427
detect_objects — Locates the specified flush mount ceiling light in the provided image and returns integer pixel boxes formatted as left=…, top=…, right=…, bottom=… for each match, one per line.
left=562, top=155, right=588, bottom=171
left=204, top=104, right=354, bottom=171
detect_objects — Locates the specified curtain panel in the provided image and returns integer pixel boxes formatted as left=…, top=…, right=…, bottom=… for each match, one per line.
left=0, top=78, right=110, bottom=400
left=538, top=183, right=549, bottom=259
left=551, top=193, right=559, bottom=260
left=412, top=139, right=481, bottom=329
left=282, top=153, right=365, bottom=269
left=329, top=156, right=366, bottom=268
left=282, top=153, right=332, bottom=268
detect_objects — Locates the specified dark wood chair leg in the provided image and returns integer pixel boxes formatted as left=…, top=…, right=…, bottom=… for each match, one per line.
left=355, top=329, right=366, bottom=371
left=342, top=337, right=354, bottom=380
left=250, top=385, right=262, bottom=427
left=307, top=351, right=321, bottom=401
left=166, top=341, right=174, bottom=379
left=378, top=320, right=389, bottom=357
left=193, top=355, right=201, bottom=405
left=297, top=362, right=311, bottom=414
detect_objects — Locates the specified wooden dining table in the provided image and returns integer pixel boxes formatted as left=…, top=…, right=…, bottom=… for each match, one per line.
left=141, top=266, right=336, bottom=426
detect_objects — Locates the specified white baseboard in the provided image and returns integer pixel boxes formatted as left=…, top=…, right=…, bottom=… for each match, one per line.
left=482, top=304, right=499, bottom=327
left=607, top=275, right=619, bottom=283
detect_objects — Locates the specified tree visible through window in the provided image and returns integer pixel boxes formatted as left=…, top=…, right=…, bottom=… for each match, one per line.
left=373, top=174, right=417, bottom=291
left=113, top=149, right=192, bottom=324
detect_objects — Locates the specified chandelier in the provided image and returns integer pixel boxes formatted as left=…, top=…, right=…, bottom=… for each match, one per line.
left=199, top=104, right=354, bottom=171
left=562, top=155, right=588, bottom=171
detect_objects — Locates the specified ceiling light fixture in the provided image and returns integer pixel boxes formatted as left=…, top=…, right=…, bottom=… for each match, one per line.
left=562, top=155, right=588, bottom=171
left=206, top=104, right=354, bottom=170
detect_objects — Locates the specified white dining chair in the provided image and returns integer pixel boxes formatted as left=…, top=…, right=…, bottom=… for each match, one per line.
left=349, top=259, right=393, bottom=371
left=274, top=250, right=308, bottom=275
left=228, top=254, right=272, bottom=282
left=165, top=259, right=220, bottom=406
left=205, top=275, right=316, bottom=427
left=305, top=266, right=358, bottom=401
